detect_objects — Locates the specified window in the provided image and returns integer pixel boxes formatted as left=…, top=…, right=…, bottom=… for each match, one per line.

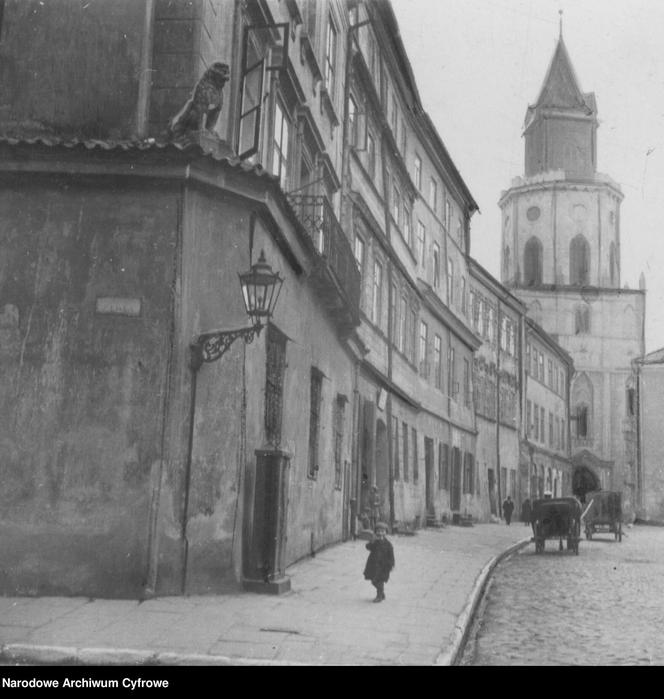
left=372, top=260, right=383, bottom=327
left=448, top=346, right=456, bottom=398
left=575, top=306, right=590, bottom=334
left=534, top=403, right=540, bottom=441
left=447, top=258, right=454, bottom=305
left=440, top=443, right=449, bottom=490
left=538, top=353, right=545, bottom=382
left=354, top=235, right=365, bottom=272
left=412, top=427, right=418, bottom=483
left=390, top=283, right=398, bottom=344
left=414, top=155, right=422, bottom=190
left=409, top=308, right=417, bottom=363
left=402, top=422, right=409, bottom=481
left=541, top=407, right=546, bottom=441
left=417, top=221, right=426, bottom=267
left=419, top=321, right=428, bottom=375
left=445, top=200, right=451, bottom=232
left=238, top=47, right=265, bottom=159
left=429, top=178, right=437, bottom=211
left=434, top=335, right=442, bottom=389
left=433, top=243, right=441, bottom=289
left=390, top=93, right=398, bottom=135
left=461, top=278, right=467, bottom=314
left=549, top=412, right=554, bottom=447
left=367, top=132, right=376, bottom=177
left=527, top=400, right=532, bottom=438
left=400, top=119, right=407, bottom=154
left=472, top=292, right=480, bottom=330
left=265, top=324, right=287, bottom=446
left=272, top=101, right=290, bottom=190
left=403, top=205, right=412, bottom=246
left=354, top=235, right=365, bottom=310
left=324, top=16, right=337, bottom=98
left=392, top=184, right=401, bottom=224
left=526, top=344, right=531, bottom=375
left=334, top=395, right=346, bottom=489
left=457, top=217, right=464, bottom=248
left=576, top=406, right=589, bottom=438
left=464, top=358, right=470, bottom=407
left=399, top=296, right=407, bottom=353
left=308, top=368, right=323, bottom=478
left=570, top=234, right=590, bottom=285
left=392, top=415, right=400, bottom=480
left=487, top=306, right=495, bottom=343
left=348, top=95, right=358, bottom=146
left=524, top=237, right=543, bottom=286
left=463, top=453, right=474, bottom=494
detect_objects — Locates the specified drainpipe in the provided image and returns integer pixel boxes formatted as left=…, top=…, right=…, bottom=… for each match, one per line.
left=136, top=0, right=155, bottom=138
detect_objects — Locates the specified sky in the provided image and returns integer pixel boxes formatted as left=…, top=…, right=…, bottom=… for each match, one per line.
left=392, top=0, right=664, bottom=352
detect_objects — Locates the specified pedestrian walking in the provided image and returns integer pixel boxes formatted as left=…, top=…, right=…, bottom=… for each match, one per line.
left=502, top=495, right=514, bottom=525
left=363, top=522, right=395, bottom=603
left=521, top=498, right=532, bottom=526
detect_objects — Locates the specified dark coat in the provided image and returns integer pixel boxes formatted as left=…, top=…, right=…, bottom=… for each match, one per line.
left=363, top=538, right=395, bottom=583
left=502, top=499, right=515, bottom=517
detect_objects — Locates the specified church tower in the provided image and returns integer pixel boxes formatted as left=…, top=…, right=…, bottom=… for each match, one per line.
left=499, top=25, right=645, bottom=516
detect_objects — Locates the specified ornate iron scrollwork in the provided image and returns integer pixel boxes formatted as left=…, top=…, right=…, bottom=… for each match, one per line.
left=191, top=323, right=263, bottom=371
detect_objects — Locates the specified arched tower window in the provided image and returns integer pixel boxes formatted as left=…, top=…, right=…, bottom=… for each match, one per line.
left=574, top=305, right=590, bottom=334
left=609, top=242, right=617, bottom=286
left=570, top=234, right=590, bottom=285
left=572, top=373, right=593, bottom=440
left=524, top=237, right=543, bottom=287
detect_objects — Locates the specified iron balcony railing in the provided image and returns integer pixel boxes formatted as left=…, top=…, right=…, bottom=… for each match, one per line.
left=286, top=194, right=360, bottom=328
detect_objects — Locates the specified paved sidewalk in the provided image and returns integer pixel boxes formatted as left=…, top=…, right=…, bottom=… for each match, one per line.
left=0, top=524, right=529, bottom=666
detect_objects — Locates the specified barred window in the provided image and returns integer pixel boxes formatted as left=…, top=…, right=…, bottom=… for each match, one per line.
left=265, top=324, right=288, bottom=446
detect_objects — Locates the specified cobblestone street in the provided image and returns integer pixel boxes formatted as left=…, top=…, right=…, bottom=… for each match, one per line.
left=461, top=524, right=664, bottom=665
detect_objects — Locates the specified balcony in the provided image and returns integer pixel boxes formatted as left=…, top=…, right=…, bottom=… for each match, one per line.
left=286, top=194, right=361, bottom=333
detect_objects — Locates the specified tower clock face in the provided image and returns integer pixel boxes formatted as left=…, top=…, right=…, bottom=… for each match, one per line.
left=526, top=206, right=541, bottom=222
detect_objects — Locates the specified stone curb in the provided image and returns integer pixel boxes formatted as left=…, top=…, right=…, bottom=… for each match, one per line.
left=434, top=536, right=531, bottom=666
left=0, top=643, right=310, bottom=667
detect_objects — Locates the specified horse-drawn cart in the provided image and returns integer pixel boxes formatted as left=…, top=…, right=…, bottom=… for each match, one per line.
left=531, top=497, right=582, bottom=555
left=583, top=490, right=622, bottom=542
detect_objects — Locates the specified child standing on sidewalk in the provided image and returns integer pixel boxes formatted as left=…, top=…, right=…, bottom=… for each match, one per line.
left=363, top=522, right=395, bottom=603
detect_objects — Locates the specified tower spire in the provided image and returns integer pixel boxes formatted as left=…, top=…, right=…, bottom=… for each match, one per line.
left=559, top=9, right=563, bottom=39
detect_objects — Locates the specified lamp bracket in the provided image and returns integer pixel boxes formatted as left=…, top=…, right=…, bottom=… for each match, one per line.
left=191, top=323, right=264, bottom=371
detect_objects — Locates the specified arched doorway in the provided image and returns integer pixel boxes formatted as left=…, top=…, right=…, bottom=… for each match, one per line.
left=572, top=465, right=601, bottom=503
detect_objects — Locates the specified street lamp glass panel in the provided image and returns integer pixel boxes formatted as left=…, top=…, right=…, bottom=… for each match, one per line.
left=239, top=250, right=283, bottom=326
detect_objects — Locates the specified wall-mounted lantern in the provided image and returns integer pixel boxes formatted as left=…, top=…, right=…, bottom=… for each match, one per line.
left=190, top=250, right=283, bottom=370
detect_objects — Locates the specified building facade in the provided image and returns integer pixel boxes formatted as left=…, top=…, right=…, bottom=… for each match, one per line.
left=468, top=260, right=524, bottom=521
left=523, top=318, right=574, bottom=504
left=499, top=32, right=645, bottom=515
left=0, top=0, right=496, bottom=598
left=633, top=349, right=664, bottom=521
left=346, top=2, right=482, bottom=530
